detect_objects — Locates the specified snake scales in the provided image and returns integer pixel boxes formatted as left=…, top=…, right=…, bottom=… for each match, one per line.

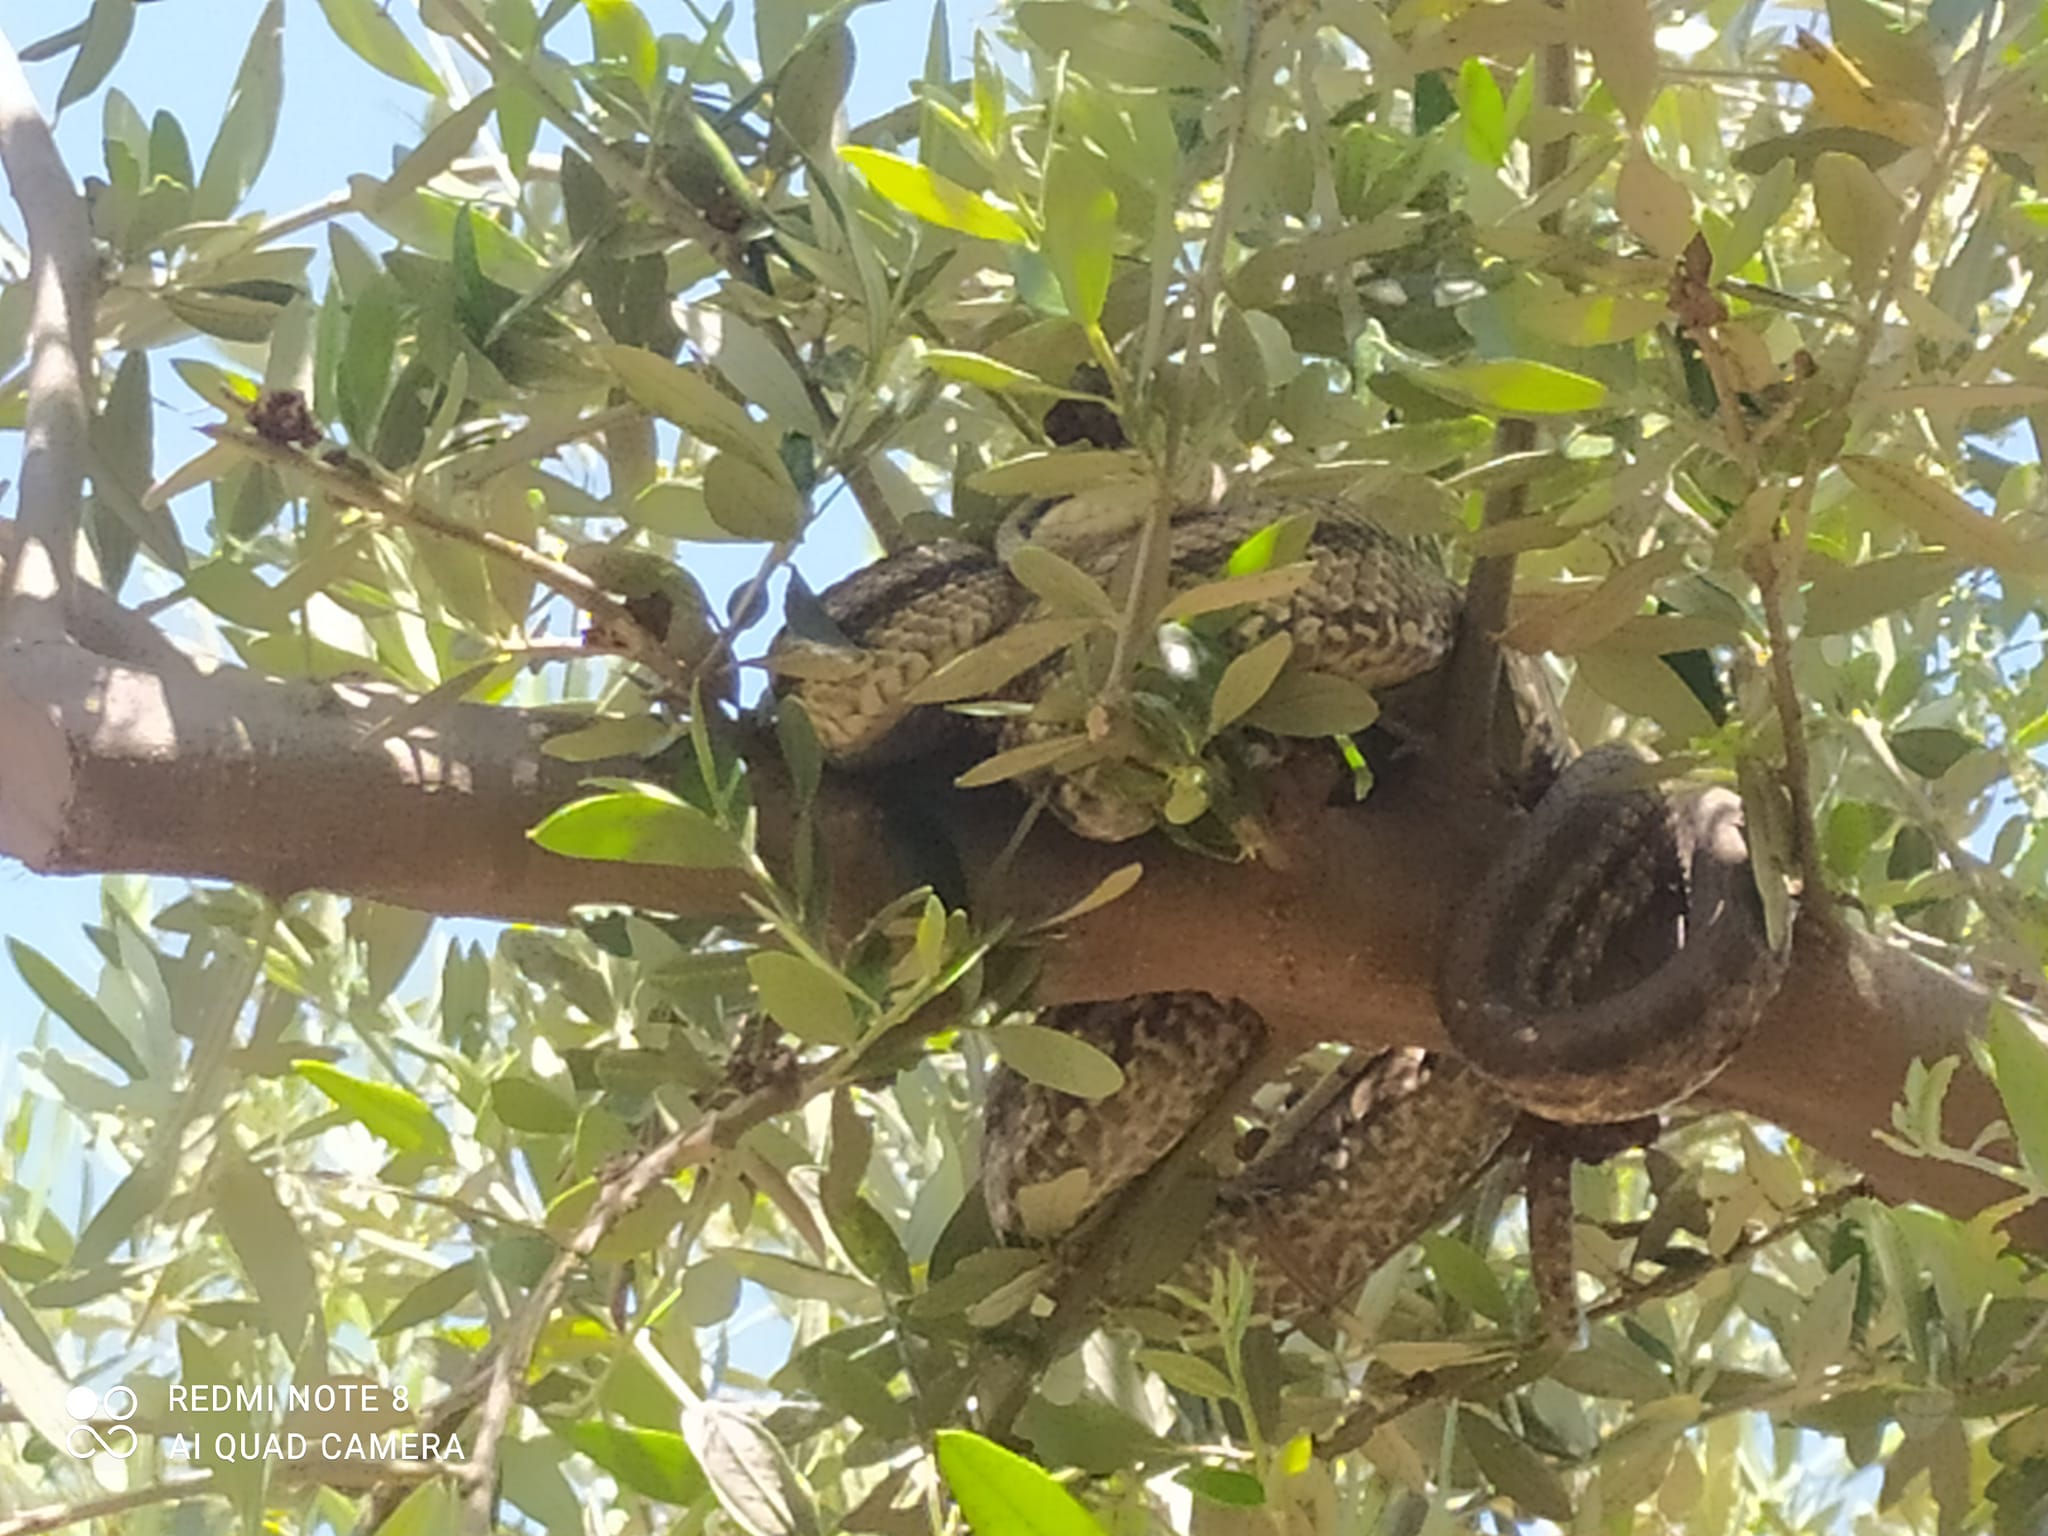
left=775, top=491, right=1785, bottom=1321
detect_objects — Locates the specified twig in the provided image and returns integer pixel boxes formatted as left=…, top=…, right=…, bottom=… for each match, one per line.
left=1315, top=1180, right=1868, bottom=1459
left=455, top=1071, right=808, bottom=1535
left=426, top=0, right=906, bottom=554
left=0, top=29, right=93, bottom=646
left=199, top=427, right=697, bottom=693
left=1843, top=5, right=2000, bottom=390
left=0, top=1474, right=219, bottom=1536
left=1442, top=28, right=1574, bottom=772
left=1753, top=553, right=1828, bottom=904
left=1585, top=1178, right=1869, bottom=1322
left=352, top=1371, right=490, bottom=1534
left=1853, top=716, right=2035, bottom=943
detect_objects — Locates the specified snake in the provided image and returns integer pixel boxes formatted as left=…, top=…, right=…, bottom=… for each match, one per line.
left=772, top=489, right=1785, bottom=1321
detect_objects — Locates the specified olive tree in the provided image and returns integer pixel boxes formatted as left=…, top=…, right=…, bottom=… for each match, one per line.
left=2, top=0, right=2048, bottom=1532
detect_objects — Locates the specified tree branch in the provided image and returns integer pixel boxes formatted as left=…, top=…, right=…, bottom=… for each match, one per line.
left=0, top=29, right=92, bottom=647
left=456, top=1071, right=807, bottom=1535
left=0, top=1473, right=219, bottom=1536
left=0, top=639, right=2039, bottom=1248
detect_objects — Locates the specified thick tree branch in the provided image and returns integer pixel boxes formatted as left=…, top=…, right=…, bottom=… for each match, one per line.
left=1, top=638, right=2038, bottom=1248
left=0, top=30, right=92, bottom=647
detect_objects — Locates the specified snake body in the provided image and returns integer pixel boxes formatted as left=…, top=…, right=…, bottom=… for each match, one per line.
left=778, top=489, right=1781, bottom=1320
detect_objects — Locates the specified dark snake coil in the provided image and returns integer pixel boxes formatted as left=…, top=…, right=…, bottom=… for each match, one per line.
left=777, top=492, right=1785, bottom=1320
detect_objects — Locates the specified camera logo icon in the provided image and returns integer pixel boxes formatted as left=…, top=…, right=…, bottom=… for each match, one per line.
left=64, top=1385, right=137, bottom=1460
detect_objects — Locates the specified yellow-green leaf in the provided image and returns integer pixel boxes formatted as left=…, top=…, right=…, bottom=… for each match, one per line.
left=1414, top=359, right=1607, bottom=416
left=530, top=789, right=743, bottom=869
left=935, top=1429, right=1109, bottom=1536
left=840, top=147, right=1027, bottom=243
left=584, top=0, right=658, bottom=94
left=296, top=1061, right=452, bottom=1157
left=924, top=350, right=1069, bottom=395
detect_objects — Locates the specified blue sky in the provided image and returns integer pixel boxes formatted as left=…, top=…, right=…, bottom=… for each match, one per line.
left=0, top=0, right=995, bottom=1065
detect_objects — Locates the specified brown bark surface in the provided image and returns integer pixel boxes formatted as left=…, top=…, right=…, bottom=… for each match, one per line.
left=2, top=634, right=2031, bottom=1244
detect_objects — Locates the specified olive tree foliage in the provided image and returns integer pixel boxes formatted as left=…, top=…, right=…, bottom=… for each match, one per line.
left=4, top=0, right=2048, bottom=1531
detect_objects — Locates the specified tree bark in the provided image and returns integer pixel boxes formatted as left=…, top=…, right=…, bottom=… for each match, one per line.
left=1, top=632, right=2034, bottom=1245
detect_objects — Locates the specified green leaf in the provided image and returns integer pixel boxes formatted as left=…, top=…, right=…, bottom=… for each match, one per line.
left=338, top=273, right=403, bottom=444
left=9, top=939, right=146, bottom=1079
left=840, top=147, right=1028, bottom=243
left=988, top=1022, right=1125, bottom=1099
left=1238, top=668, right=1381, bottom=737
left=72, top=1159, right=175, bottom=1272
left=704, top=451, right=806, bottom=540
left=195, top=0, right=284, bottom=220
left=211, top=1153, right=318, bottom=1348
left=557, top=1419, right=709, bottom=1505
left=682, top=1402, right=824, bottom=1536
left=540, top=715, right=673, bottom=763
left=1803, top=551, right=1963, bottom=635
left=1033, top=862, right=1144, bottom=929
left=296, top=1060, right=452, bottom=1158
left=378, top=1481, right=458, bottom=1536
left=936, top=1429, right=1109, bottom=1536
left=1042, top=148, right=1117, bottom=327
left=905, top=618, right=1096, bottom=705
left=748, top=952, right=859, bottom=1046
left=147, top=109, right=194, bottom=185
left=1840, top=455, right=2048, bottom=577
left=1888, top=727, right=1976, bottom=780
left=1209, top=633, right=1293, bottom=733
left=1010, top=3, right=1221, bottom=90
left=1226, top=512, right=1318, bottom=577
left=955, top=733, right=1096, bottom=789
left=530, top=789, right=742, bottom=869
left=714, top=1247, right=878, bottom=1306
left=1789, top=1259, right=1861, bottom=1380
left=1420, top=1232, right=1513, bottom=1323
left=57, top=0, right=136, bottom=115
left=374, top=1260, right=477, bottom=1336
left=1135, top=1348, right=1238, bottom=1401
left=1414, top=359, right=1608, bottom=415
left=1812, top=151, right=1897, bottom=283
left=924, top=350, right=1069, bottom=396
left=1007, top=544, right=1118, bottom=621
left=603, top=347, right=791, bottom=482
left=1459, top=57, right=1509, bottom=166
left=1988, top=1001, right=2048, bottom=1186
left=318, top=0, right=443, bottom=92
left=1460, top=1410, right=1573, bottom=1521
left=775, top=22, right=855, bottom=156
left=492, top=1075, right=579, bottom=1134
left=1163, top=567, right=1315, bottom=624
left=1177, top=1466, right=1266, bottom=1508
left=585, top=0, right=659, bottom=92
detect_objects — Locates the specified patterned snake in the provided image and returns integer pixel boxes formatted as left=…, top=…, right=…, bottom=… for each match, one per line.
left=776, top=491, right=1785, bottom=1320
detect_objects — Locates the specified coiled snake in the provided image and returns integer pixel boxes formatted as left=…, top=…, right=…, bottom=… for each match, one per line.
left=776, top=491, right=1785, bottom=1321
